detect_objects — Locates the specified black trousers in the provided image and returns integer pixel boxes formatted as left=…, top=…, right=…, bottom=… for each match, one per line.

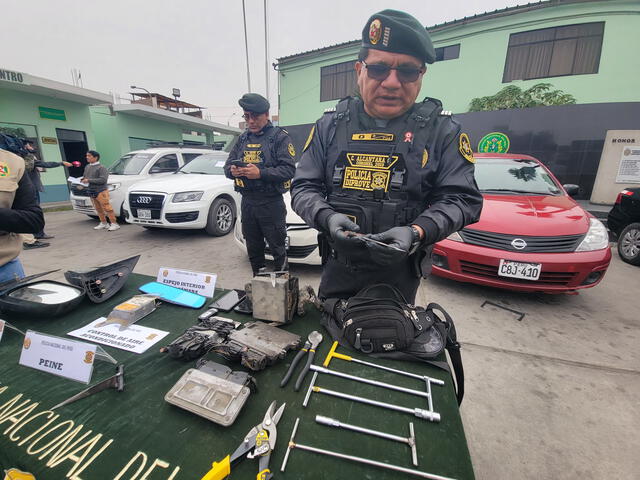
left=241, top=196, right=287, bottom=274
left=318, top=256, right=421, bottom=303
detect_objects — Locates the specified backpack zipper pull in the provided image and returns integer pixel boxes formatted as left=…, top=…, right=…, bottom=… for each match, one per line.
left=354, top=328, right=363, bottom=350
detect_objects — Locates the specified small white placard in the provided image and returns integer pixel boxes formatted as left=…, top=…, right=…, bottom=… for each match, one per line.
left=0, top=320, right=4, bottom=342
left=215, top=161, right=226, bottom=167
left=156, top=267, right=217, bottom=298
left=616, top=146, right=640, bottom=183
left=68, top=318, right=170, bottom=354
left=19, top=331, right=96, bottom=384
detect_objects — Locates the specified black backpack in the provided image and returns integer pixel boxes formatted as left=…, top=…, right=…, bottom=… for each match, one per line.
left=322, top=284, right=465, bottom=404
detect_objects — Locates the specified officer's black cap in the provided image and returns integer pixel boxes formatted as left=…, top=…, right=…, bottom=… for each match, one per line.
left=238, top=93, right=270, bottom=113
left=361, top=9, right=436, bottom=64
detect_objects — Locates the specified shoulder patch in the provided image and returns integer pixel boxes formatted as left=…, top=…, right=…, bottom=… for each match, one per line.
left=288, top=143, right=296, bottom=157
left=458, top=133, right=475, bottom=163
left=303, top=125, right=316, bottom=152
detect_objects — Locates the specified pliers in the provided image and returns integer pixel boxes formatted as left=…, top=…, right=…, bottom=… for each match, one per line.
left=202, top=401, right=286, bottom=480
left=280, top=330, right=323, bottom=391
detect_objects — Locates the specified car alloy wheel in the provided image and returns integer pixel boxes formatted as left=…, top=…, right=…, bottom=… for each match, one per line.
left=205, top=197, right=235, bottom=236
left=216, top=203, right=233, bottom=232
left=618, top=222, right=640, bottom=266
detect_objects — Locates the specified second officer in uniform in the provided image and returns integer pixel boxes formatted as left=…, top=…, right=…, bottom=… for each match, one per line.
left=291, top=9, right=483, bottom=303
left=225, top=93, right=296, bottom=275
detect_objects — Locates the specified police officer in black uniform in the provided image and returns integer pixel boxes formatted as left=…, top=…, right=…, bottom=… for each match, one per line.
left=225, top=93, right=296, bottom=275
left=291, top=9, right=483, bottom=303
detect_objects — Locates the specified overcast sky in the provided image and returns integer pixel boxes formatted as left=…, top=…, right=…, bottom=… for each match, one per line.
left=2, top=0, right=525, bottom=126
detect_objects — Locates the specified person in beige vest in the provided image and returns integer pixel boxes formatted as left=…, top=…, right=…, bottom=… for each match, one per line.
left=0, top=134, right=45, bottom=283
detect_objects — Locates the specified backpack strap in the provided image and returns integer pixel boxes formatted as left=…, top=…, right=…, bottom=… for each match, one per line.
left=426, top=303, right=464, bottom=404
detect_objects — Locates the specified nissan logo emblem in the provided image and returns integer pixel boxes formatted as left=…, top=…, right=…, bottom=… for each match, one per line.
left=511, top=238, right=527, bottom=250
left=137, top=196, right=152, bottom=204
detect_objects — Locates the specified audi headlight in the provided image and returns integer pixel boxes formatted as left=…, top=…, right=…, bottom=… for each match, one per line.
left=107, top=183, right=121, bottom=191
left=172, top=191, right=204, bottom=203
left=576, top=218, right=609, bottom=252
left=446, top=231, right=464, bottom=242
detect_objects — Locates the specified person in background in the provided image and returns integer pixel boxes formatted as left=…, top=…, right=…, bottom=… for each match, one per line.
left=0, top=134, right=45, bottom=282
left=82, top=150, right=120, bottom=231
left=21, top=139, right=71, bottom=245
left=224, top=93, right=296, bottom=275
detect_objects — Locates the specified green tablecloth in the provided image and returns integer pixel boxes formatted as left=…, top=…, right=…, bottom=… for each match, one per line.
left=0, top=274, right=474, bottom=480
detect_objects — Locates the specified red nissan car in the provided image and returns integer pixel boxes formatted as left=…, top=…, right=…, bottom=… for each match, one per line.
left=431, top=153, right=611, bottom=293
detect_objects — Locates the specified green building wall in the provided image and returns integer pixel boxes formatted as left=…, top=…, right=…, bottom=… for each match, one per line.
left=277, top=0, right=640, bottom=125
left=0, top=88, right=97, bottom=202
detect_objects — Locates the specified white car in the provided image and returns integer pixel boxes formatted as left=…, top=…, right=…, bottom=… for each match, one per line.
left=69, top=147, right=214, bottom=218
left=233, top=192, right=322, bottom=265
left=123, top=152, right=240, bottom=236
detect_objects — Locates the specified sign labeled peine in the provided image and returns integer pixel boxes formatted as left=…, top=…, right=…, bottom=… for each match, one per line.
left=19, top=330, right=97, bottom=383
left=157, top=267, right=217, bottom=297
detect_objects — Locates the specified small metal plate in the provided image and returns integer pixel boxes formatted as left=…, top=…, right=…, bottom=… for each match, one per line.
left=164, top=368, right=250, bottom=426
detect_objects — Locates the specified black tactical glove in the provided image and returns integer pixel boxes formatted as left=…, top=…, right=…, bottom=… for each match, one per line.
left=325, top=213, right=367, bottom=258
left=365, top=226, right=419, bottom=266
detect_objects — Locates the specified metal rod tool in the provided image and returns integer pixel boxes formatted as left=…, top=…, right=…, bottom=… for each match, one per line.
left=310, top=364, right=431, bottom=399
left=281, top=417, right=455, bottom=480
left=323, top=340, right=445, bottom=386
left=303, top=372, right=440, bottom=421
left=315, top=415, right=418, bottom=466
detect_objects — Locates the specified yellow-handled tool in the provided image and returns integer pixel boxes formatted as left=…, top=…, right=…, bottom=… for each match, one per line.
left=200, top=401, right=285, bottom=480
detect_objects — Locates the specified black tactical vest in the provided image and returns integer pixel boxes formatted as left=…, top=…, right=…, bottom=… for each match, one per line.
left=326, top=97, right=443, bottom=234
left=233, top=126, right=288, bottom=195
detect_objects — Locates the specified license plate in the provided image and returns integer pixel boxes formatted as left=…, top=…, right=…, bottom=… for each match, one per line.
left=74, top=199, right=87, bottom=207
left=498, top=259, right=541, bottom=281
left=137, top=209, right=151, bottom=219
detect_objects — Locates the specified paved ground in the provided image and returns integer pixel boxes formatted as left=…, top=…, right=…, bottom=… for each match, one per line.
left=19, top=210, right=640, bottom=480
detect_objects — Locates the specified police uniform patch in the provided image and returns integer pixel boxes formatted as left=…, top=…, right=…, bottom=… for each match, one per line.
left=351, top=133, right=394, bottom=141
left=369, top=19, right=382, bottom=45
left=0, top=162, right=9, bottom=177
left=283, top=179, right=291, bottom=190
left=341, top=153, right=398, bottom=191
left=288, top=143, right=296, bottom=157
left=247, top=144, right=261, bottom=148
left=303, top=125, right=315, bottom=152
left=243, top=150, right=263, bottom=163
left=235, top=178, right=245, bottom=188
left=422, top=149, right=429, bottom=168
left=459, top=133, right=475, bottom=163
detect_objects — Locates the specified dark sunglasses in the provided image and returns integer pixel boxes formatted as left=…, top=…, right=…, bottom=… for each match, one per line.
left=242, top=112, right=265, bottom=121
left=361, top=61, right=424, bottom=83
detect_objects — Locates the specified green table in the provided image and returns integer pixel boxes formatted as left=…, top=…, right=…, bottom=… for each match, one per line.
left=0, top=274, right=474, bottom=480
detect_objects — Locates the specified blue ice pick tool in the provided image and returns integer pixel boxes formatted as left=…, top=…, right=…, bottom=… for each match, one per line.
left=139, top=282, right=206, bottom=309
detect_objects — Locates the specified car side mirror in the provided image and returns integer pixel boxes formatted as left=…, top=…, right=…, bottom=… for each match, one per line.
left=150, top=166, right=175, bottom=174
left=563, top=184, right=580, bottom=197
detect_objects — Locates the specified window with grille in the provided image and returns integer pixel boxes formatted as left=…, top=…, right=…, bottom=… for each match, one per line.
left=503, top=22, right=604, bottom=82
left=435, top=44, right=460, bottom=62
left=320, top=60, right=357, bottom=102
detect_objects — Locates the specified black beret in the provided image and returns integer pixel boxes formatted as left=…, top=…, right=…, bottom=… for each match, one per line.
left=238, top=93, right=270, bottom=113
left=362, top=9, right=436, bottom=64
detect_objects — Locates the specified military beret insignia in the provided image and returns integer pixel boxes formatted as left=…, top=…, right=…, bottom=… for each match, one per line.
left=288, top=143, right=296, bottom=157
left=459, top=133, right=475, bottom=163
left=369, top=19, right=382, bottom=45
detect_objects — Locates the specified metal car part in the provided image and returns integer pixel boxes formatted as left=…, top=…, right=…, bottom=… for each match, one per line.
left=211, top=321, right=300, bottom=371
left=64, top=255, right=140, bottom=303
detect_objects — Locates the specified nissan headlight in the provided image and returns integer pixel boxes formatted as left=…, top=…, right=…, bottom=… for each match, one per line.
left=107, top=183, right=121, bottom=191
left=446, top=231, right=464, bottom=242
left=576, top=218, right=609, bottom=252
left=172, top=191, right=204, bottom=203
